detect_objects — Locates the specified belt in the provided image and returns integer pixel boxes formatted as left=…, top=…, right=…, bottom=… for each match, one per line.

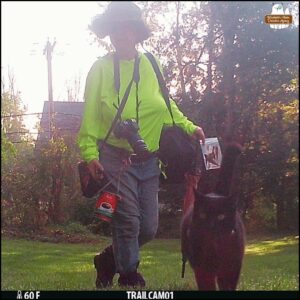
left=130, top=152, right=157, bottom=164
left=101, top=142, right=157, bottom=164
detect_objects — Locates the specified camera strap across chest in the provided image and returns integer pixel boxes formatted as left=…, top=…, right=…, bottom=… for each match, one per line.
left=113, top=53, right=141, bottom=124
left=99, top=53, right=140, bottom=152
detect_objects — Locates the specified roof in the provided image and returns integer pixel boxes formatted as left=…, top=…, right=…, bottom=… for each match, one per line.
left=36, top=101, right=84, bottom=144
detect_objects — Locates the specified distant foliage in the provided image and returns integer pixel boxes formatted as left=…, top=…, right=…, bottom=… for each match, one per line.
left=1, top=2, right=299, bottom=236
left=139, top=1, right=299, bottom=233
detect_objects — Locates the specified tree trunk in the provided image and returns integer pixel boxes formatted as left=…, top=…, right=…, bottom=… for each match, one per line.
left=51, top=159, right=63, bottom=224
left=175, top=1, right=188, bottom=102
left=223, top=37, right=236, bottom=142
left=274, top=109, right=287, bottom=231
left=206, top=4, right=214, bottom=96
left=220, top=6, right=238, bottom=142
left=276, top=195, right=286, bottom=231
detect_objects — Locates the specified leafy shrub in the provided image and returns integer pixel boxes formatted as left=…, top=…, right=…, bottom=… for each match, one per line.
left=245, top=195, right=277, bottom=233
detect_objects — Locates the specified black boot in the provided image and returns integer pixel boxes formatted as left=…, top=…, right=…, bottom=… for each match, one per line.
left=94, top=245, right=116, bottom=288
left=118, top=270, right=146, bottom=288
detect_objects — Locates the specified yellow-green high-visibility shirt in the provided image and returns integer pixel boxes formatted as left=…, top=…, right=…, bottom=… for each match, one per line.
left=77, top=52, right=198, bottom=163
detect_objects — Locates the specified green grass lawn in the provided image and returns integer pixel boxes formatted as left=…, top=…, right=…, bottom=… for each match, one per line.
left=1, top=235, right=298, bottom=290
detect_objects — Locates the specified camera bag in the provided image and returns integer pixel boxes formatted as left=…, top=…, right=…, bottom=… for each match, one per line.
left=145, top=52, right=202, bottom=183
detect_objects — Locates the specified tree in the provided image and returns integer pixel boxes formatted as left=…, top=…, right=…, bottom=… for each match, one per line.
left=141, top=1, right=299, bottom=232
left=1, top=69, right=29, bottom=144
left=206, top=2, right=299, bottom=230
left=65, top=73, right=82, bottom=102
left=1, top=69, right=35, bottom=228
left=34, top=133, right=83, bottom=225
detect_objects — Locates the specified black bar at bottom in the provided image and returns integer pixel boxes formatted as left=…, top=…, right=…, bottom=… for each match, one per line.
left=1, top=291, right=299, bottom=300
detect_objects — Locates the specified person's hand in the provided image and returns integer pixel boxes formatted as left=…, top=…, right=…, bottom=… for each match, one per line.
left=192, top=126, right=206, bottom=144
left=87, top=159, right=105, bottom=181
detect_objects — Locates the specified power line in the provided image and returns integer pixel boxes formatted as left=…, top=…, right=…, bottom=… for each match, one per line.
left=5, top=128, right=80, bottom=144
left=5, top=131, right=31, bottom=135
left=46, top=112, right=82, bottom=118
left=10, top=141, right=35, bottom=144
left=5, top=128, right=80, bottom=135
left=1, top=112, right=82, bottom=119
left=1, top=112, right=43, bottom=118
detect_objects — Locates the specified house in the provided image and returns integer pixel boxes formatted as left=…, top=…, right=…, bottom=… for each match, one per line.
left=36, top=101, right=84, bottom=145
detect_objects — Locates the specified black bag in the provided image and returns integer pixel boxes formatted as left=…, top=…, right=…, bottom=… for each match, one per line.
left=78, top=161, right=109, bottom=198
left=159, top=125, right=201, bottom=183
left=145, top=52, right=202, bottom=183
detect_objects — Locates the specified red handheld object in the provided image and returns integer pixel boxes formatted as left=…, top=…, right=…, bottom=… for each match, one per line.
left=95, top=192, right=121, bottom=222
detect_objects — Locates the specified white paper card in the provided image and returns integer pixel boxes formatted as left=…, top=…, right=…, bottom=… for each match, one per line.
left=201, top=137, right=222, bottom=170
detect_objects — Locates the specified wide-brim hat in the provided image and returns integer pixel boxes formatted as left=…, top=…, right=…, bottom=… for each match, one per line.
left=90, top=1, right=151, bottom=43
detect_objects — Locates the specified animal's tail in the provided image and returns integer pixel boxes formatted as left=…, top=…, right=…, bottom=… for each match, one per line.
left=183, top=173, right=200, bottom=215
left=215, top=143, right=243, bottom=196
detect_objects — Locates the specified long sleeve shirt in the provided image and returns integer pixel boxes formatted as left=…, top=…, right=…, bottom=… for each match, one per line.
left=77, top=52, right=198, bottom=163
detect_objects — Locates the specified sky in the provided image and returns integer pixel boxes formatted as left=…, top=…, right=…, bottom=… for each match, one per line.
left=1, top=1, right=108, bottom=131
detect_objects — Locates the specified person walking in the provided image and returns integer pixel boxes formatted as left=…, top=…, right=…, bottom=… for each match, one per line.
left=77, top=1, right=205, bottom=288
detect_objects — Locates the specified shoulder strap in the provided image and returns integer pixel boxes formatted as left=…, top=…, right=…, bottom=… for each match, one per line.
left=114, top=53, right=140, bottom=94
left=113, top=54, right=121, bottom=94
left=144, top=52, right=175, bottom=124
left=99, top=54, right=141, bottom=151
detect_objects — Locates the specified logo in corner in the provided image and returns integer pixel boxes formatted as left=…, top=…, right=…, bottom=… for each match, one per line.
left=265, top=3, right=293, bottom=29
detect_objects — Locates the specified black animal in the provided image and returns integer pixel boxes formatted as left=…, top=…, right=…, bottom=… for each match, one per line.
left=181, top=143, right=245, bottom=290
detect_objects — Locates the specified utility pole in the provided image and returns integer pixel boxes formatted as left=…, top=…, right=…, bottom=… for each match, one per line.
left=43, top=38, right=56, bottom=139
left=43, top=38, right=62, bottom=224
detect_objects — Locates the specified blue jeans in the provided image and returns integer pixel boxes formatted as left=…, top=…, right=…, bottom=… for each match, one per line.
left=100, top=145, right=161, bottom=274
